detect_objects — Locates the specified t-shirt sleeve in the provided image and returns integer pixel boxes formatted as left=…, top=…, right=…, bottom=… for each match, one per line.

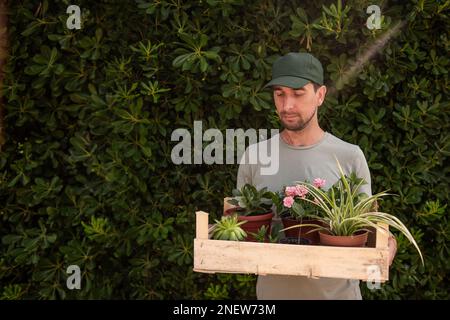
left=354, top=147, right=372, bottom=196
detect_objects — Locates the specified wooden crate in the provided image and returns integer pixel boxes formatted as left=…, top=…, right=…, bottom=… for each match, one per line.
left=193, top=198, right=390, bottom=281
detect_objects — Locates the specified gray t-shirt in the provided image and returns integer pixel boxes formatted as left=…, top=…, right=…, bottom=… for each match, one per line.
left=236, top=131, right=372, bottom=300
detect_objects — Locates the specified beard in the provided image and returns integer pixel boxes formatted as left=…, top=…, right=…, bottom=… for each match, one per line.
left=280, top=107, right=317, bottom=131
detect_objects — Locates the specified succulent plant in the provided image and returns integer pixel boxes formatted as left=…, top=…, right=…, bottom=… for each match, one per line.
left=211, top=215, right=247, bottom=241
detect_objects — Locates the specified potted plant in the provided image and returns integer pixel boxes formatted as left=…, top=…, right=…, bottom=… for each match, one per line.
left=224, top=184, right=274, bottom=242
left=274, top=178, right=327, bottom=245
left=281, top=158, right=424, bottom=264
left=210, top=215, right=247, bottom=241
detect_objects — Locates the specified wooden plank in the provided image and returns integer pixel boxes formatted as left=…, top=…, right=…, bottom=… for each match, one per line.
left=195, top=211, right=209, bottom=240
left=375, top=223, right=389, bottom=249
left=194, top=239, right=389, bottom=281
left=374, top=223, right=389, bottom=281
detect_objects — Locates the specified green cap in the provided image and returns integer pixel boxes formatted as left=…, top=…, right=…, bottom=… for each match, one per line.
left=264, top=52, right=324, bottom=89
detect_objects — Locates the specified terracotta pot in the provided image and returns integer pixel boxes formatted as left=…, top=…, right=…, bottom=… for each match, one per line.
left=224, top=207, right=273, bottom=242
left=281, top=218, right=323, bottom=245
left=319, top=230, right=369, bottom=247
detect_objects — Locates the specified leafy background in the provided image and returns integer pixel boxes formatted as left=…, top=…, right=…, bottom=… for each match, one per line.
left=0, top=0, right=448, bottom=299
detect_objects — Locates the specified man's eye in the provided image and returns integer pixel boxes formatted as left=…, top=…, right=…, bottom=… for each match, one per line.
left=275, top=92, right=284, bottom=96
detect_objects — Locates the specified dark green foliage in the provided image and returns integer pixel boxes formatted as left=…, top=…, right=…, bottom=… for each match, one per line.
left=0, top=0, right=448, bottom=299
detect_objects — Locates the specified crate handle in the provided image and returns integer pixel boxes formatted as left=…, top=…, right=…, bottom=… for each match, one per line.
left=196, top=211, right=209, bottom=239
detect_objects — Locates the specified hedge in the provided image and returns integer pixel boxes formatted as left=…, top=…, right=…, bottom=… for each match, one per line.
left=0, top=0, right=448, bottom=299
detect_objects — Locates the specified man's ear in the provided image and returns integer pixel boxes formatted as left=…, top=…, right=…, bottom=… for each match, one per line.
left=318, top=85, right=327, bottom=106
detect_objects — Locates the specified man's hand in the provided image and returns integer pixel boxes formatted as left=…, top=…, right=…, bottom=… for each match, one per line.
left=388, top=235, right=397, bottom=266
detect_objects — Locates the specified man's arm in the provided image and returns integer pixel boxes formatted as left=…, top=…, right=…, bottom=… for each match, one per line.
left=388, top=234, right=397, bottom=266
left=354, top=146, right=372, bottom=196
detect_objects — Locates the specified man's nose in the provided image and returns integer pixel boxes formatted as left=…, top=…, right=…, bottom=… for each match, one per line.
left=282, top=95, right=295, bottom=112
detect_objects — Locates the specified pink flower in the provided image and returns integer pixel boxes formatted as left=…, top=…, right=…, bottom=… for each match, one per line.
left=313, top=178, right=326, bottom=188
left=295, top=185, right=308, bottom=198
left=285, top=186, right=297, bottom=197
left=283, top=196, right=294, bottom=208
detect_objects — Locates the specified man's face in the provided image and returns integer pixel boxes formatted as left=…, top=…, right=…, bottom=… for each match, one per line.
left=273, top=83, right=325, bottom=131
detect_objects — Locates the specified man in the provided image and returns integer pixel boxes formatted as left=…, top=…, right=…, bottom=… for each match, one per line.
left=236, top=52, right=397, bottom=300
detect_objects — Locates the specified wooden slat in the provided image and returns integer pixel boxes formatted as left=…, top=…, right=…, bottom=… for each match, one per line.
left=194, top=239, right=389, bottom=281
left=375, top=223, right=389, bottom=249
left=374, top=223, right=390, bottom=282
left=195, top=211, right=209, bottom=240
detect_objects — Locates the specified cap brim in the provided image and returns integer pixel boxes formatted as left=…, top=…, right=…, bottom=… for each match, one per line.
left=263, top=76, right=310, bottom=89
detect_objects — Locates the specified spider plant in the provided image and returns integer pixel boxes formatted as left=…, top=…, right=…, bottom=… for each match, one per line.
left=281, top=156, right=424, bottom=264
